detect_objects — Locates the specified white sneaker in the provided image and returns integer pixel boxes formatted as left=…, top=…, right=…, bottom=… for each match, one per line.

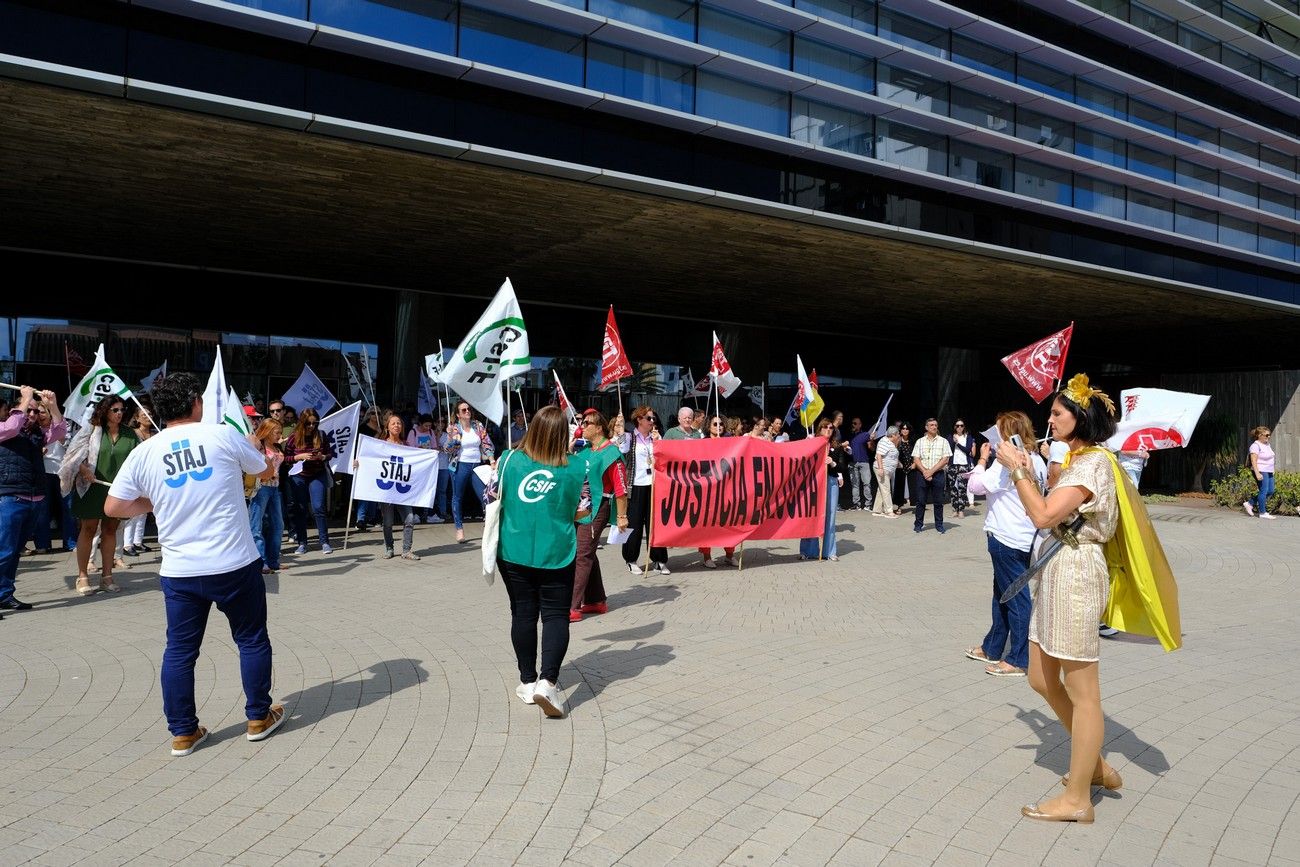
left=723, top=556, right=737, bottom=567
left=1098, top=624, right=1120, bottom=637
left=515, top=682, right=536, bottom=705
left=1261, top=513, right=1277, bottom=520
left=627, top=562, right=643, bottom=575
left=702, top=558, right=717, bottom=569
left=532, top=680, right=566, bottom=718
left=653, top=561, right=671, bottom=575
left=427, top=514, right=445, bottom=524
left=1243, top=501, right=1255, bottom=516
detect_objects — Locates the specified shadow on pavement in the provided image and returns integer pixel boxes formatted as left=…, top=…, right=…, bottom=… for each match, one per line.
left=1012, top=703, right=1171, bottom=783
left=567, top=620, right=675, bottom=711
left=606, top=582, right=681, bottom=610
left=275, top=658, right=431, bottom=730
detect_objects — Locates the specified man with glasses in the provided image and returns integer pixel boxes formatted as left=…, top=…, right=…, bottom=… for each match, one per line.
left=910, top=418, right=952, bottom=534
left=0, top=386, right=66, bottom=613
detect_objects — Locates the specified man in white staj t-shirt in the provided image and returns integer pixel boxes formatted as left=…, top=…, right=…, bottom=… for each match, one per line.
left=106, top=372, right=287, bottom=757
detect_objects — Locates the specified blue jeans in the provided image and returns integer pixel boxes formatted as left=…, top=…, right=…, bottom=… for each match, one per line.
left=290, top=475, right=331, bottom=546
left=434, top=467, right=451, bottom=518
left=450, top=462, right=487, bottom=530
left=912, top=469, right=946, bottom=530
left=1256, top=472, right=1275, bottom=516
left=982, top=533, right=1033, bottom=670
left=248, top=486, right=284, bottom=570
left=356, top=498, right=375, bottom=526
left=800, top=479, right=839, bottom=559
left=160, top=560, right=273, bottom=736
left=0, top=495, right=37, bottom=601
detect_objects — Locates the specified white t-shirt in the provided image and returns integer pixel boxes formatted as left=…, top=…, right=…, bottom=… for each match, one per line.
left=632, top=433, right=654, bottom=487
left=109, top=422, right=267, bottom=578
left=457, top=425, right=481, bottom=465
left=973, top=455, right=1048, bottom=552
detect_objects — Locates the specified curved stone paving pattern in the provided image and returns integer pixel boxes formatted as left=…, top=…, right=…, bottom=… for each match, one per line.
left=0, top=504, right=1297, bottom=866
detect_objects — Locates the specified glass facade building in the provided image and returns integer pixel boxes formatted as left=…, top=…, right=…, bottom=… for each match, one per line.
left=2, top=0, right=1298, bottom=305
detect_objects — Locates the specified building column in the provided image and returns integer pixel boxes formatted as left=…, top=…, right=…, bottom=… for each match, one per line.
left=936, top=347, right=979, bottom=426
left=386, top=290, right=446, bottom=413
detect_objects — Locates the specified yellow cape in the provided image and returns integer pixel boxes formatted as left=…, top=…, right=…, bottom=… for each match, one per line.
left=1064, top=447, right=1182, bottom=651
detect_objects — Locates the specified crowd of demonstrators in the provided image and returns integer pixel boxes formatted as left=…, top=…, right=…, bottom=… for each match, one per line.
left=448, top=400, right=495, bottom=544
left=285, top=408, right=335, bottom=555
left=104, top=371, right=284, bottom=758
left=1245, top=426, right=1275, bottom=519
left=965, top=411, right=1046, bottom=678
left=570, top=409, right=627, bottom=621
left=497, top=405, right=590, bottom=719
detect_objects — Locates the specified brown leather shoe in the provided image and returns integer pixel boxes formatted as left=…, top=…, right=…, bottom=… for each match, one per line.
left=1021, top=803, right=1094, bottom=823
left=171, top=726, right=209, bottom=757
left=1062, top=764, right=1123, bottom=791
left=247, top=705, right=286, bottom=742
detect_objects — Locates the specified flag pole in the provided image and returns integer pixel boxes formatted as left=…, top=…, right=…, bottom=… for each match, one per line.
left=62, top=341, right=73, bottom=395
left=343, top=417, right=363, bottom=550
left=737, top=542, right=744, bottom=572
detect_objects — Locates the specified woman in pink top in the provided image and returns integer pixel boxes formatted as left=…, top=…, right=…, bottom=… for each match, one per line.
left=248, top=419, right=287, bottom=572
left=1246, top=426, right=1276, bottom=519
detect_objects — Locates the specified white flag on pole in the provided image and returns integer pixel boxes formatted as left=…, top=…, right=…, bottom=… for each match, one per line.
left=200, top=348, right=227, bottom=425
left=1105, top=388, right=1211, bottom=451
left=139, top=360, right=168, bottom=394
left=438, top=278, right=530, bottom=424
left=64, top=343, right=135, bottom=426
left=354, top=435, right=440, bottom=507
left=425, top=349, right=445, bottom=382
left=320, top=400, right=362, bottom=475
left=282, top=364, right=338, bottom=418
left=870, top=393, right=894, bottom=438
left=709, top=331, right=742, bottom=398
left=223, top=387, right=252, bottom=435
left=342, top=353, right=367, bottom=404
left=418, top=369, right=436, bottom=416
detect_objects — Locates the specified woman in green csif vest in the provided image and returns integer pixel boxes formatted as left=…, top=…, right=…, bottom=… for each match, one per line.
left=497, top=405, right=592, bottom=720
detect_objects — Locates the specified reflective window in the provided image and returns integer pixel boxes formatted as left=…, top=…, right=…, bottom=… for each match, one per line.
left=14, top=319, right=105, bottom=365
left=1128, top=98, right=1175, bottom=137
left=1176, top=115, right=1218, bottom=152
left=1261, top=62, right=1298, bottom=96
left=1016, top=58, right=1073, bottom=102
left=1220, top=43, right=1259, bottom=79
left=589, top=0, right=696, bottom=40
left=1127, top=189, right=1173, bottom=231
left=950, top=86, right=1012, bottom=135
left=791, top=98, right=873, bottom=155
left=1174, top=202, right=1218, bottom=242
left=948, top=141, right=1013, bottom=191
left=696, top=72, right=789, bottom=135
left=877, top=9, right=947, bottom=58
left=1219, top=172, right=1258, bottom=209
left=1130, top=2, right=1176, bottom=41
left=1219, top=215, right=1257, bottom=251
left=228, top=0, right=307, bottom=16
left=588, top=42, right=694, bottom=113
left=1015, top=159, right=1073, bottom=206
left=1220, top=129, right=1258, bottom=165
left=876, top=119, right=947, bottom=174
left=793, top=38, right=873, bottom=92
left=794, top=0, right=875, bottom=34
left=699, top=6, right=790, bottom=69
left=878, top=65, right=948, bottom=115
left=1175, top=158, right=1218, bottom=196
left=459, top=8, right=584, bottom=85
left=951, top=35, right=1013, bottom=82
left=1127, top=144, right=1174, bottom=182
left=1259, top=186, right=1296, bottom=220
left=309, top=0, right=455, bottom=54
left=1258, top=225, right=1296, bottom=261
left=1260, top=146, right=1297, bottom=179
left=1176, top=24, right=1218, bottom=62
left=1015, top=107, right=1073, bottom=152
left=1074, top=127, right=1125, bottom=167
left=1076, top=78, right=1125, bottom=119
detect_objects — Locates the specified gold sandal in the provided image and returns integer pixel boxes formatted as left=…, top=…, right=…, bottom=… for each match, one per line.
left=75, top=578, right=97, bottom=596
left=99, top=578, right=122, bottom=593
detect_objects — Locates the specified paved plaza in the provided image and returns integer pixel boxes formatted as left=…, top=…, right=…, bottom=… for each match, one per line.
left=0, top=502, right=1297, bottom=867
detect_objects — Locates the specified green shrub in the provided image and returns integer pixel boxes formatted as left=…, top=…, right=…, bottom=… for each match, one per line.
left=1209, top=467, right=1300, bottom=516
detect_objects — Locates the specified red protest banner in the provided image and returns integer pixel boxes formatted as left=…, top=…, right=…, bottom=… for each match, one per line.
left=651, top=437, right=827, bottom=548
left=599, top=306, right=634, bottom=389
left=1000, top=323, right=1073, bottom=403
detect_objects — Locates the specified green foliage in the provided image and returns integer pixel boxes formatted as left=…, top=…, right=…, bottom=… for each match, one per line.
left=1187, top=411, right=1240, bottom=491
left=1142, top=494, right=1178, bottom=504
left=1209, top=467, right=1300, bottom=516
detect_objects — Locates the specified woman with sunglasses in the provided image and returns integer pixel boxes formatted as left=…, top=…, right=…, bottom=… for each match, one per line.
left=892, top=421, right=913, bottom=515
left=285, top=408, right=335, bottom=554
left=696, top=416, right=738, bottom=567
left=447, top=401, right=495, bottom=543
left=1246, top=426, right=1276, bottom=518
left=948, top=418, right=976, bottom=519
left=68, top=396, right=139, bottom=594
left=570, top=410, right=628, bottom=621
left=621, top=405, right=668, bottom=575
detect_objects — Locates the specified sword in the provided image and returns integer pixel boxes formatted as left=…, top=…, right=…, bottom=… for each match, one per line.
left=999, top=515, right=1087, bottom=603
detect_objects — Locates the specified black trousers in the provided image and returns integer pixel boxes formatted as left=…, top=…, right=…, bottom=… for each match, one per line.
left=622, top=485, right=667, bottom=566
left=911, top=469, right=947, bottom=529
left=500, top=558, right=575, bottom=685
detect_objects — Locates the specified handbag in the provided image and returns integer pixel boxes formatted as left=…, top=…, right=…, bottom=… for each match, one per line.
left=480, top=450, right=515, bottom=586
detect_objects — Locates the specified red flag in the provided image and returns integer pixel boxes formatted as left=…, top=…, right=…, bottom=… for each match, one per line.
left=709, top=331, right=742, bottom=398
left=599, top=306, right=633, bottom=389
left=552, top=370, right=577, bottom=423
left=1001, top=324, right=1074, bottom=403
left=65, top=343, right=90, bottom=381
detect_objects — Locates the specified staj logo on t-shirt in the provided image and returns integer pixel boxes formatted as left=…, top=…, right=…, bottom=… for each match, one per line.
left=376, top=454, right=413, bottom=495
left=162, top=439, right=212, bottom=488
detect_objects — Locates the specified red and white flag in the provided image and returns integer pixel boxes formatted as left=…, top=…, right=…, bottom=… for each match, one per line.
left=709, top=331, right=742, bottom=398
left=1105, top=388, right=1210, bottom=451
left=599, top=306, right=634, bottom=390
left=552, top=370, right=577, bottom=424
left=1001, top=323, right=1074, bottom=403
left=684, top=368, right=711, bottom=397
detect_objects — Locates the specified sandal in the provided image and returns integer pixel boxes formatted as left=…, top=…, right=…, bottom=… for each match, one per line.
left=113, top=557, right=130, bottom=570
left=401, top=552, right=420, bottom=561
left=964, top=647, right=997, bottom=663
left=985, top=662, right=1026, bottom=677
left=75, top=578, right=97, bottom=596
left=99, top=578, right=122, bottom=593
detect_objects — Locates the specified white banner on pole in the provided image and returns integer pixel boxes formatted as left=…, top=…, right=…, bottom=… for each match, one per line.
left=321, top=400, right=362, bottom=475
left=354, top=436, right=440, bottom=507
left=438, top=278, right=530, bottom=424
left=64, top=343, right=136, bottom=426
left=282, top=364, right=339, bottom=418
left=201, top=349, right=227, bottom=425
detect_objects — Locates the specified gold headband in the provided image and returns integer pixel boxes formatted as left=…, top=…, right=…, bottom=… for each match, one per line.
left=1061, top=373, right=1116, bottom=416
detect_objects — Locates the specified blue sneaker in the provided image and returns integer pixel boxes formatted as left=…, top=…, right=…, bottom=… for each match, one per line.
left=320, top=543, right=334, bottom=555
left=294, top=544, right=307, bottom=555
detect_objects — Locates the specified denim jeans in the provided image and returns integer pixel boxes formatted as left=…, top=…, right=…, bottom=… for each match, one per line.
left=500, top=557, right=576, bottom=684
left=290, top=475, right=330, bottom=546
left=160, top=560, right=272, bottom=736
left=248, top=485, right=284, bottom=569
left=434, top=467, right=452, bottom=518
left=450, top=462, right=487, bottom=530
left=0, top=495, right=37, bottom=601
left=1257, top=471, right=1275, bottom=516
left=356, top=498, right=375, bottom=526
left=800, top=478, right=839, bottom=559
left=912, top=469, right=946, bottom=530
left=981, top=533, right=1033, bottom=670
left=29, top=494, right=52, bottom=550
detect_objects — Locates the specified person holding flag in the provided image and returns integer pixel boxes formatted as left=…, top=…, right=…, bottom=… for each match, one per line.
left=284, top=409, right=336, bottom=555
left=1, top=386, right=68, bottom=612
left=64, top=395, right=139, bottom=595
left=447, top=401, right=495, bottom=544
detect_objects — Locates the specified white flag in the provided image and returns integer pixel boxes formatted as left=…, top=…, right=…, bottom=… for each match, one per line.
left=425, top=349, right=445, bottom=381
left=64, top=343, right=135, bottom=426
left=1105, top=388, right=1211, bottom=451
left=342, top=353, right=366, bottom=404
left=359, top=351, right=376, bottom=402
left=354, top=435, right=440, bottom=506
left=224, top=387, right=252, bottom=435
left=282, top=364, right=338, bottom=418
left=139, top=360, right=168, bottom=393
left=438, top=278, right=530, bottom=424
left=709, top=331, right=742, bottom=398
left=871, top=393, right=894, bottom=438
left=684, top=368, right=711, bottom=397
left=201, top=349, right=227, bottom=424
left=418, top=369, right=436, bottom=416
left=320, top=400, right=362, bottom=475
